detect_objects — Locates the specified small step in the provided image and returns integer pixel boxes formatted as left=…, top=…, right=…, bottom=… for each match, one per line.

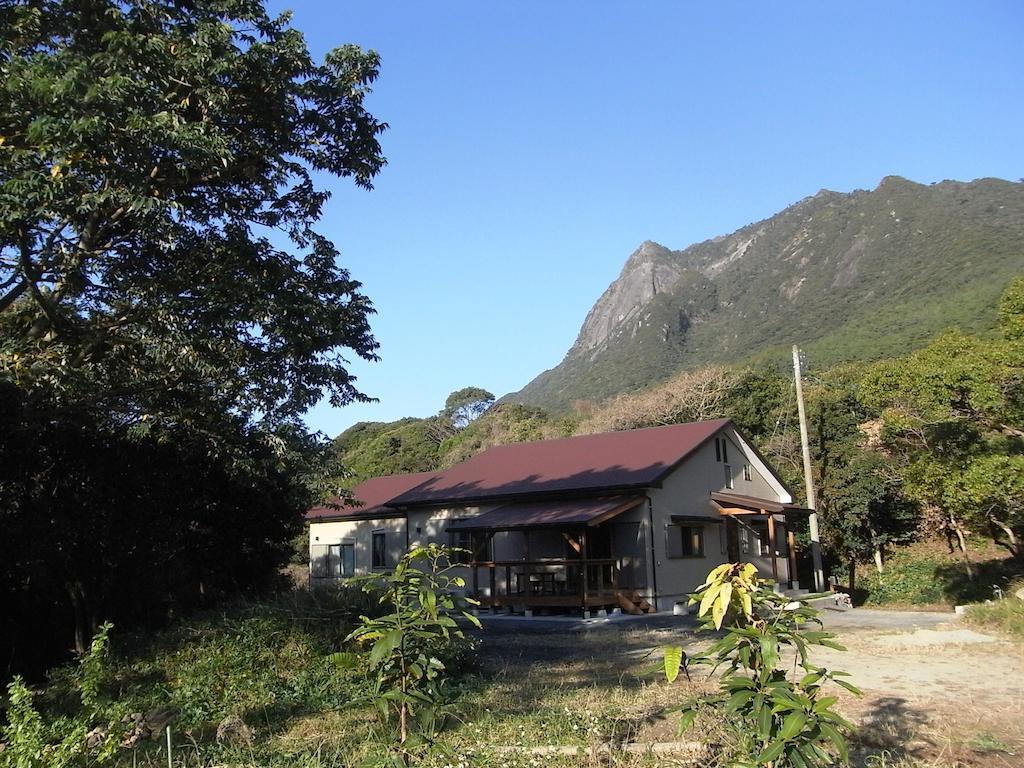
left=615, top=591, right=655, bottom=615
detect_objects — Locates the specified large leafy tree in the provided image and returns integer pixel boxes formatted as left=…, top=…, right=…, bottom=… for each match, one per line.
left=807, top=374, right=917, bottom=588
left=858, top=278, right=1024, bottom=570
left=0, top=0, right=388, bottom=670
left=0, top=0, right=386, bottom=428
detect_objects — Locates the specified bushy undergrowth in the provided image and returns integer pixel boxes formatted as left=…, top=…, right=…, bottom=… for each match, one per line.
left=1, top=576, right=485, bottom=768
left=857, top=540, right=1024, bottom=607
left=963, top=586, right=1024, bottom=640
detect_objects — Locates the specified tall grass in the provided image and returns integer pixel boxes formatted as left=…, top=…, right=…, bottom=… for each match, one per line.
left=963, top=583, right=1024, bottom=640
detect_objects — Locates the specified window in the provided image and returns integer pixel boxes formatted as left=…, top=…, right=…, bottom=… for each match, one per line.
left=739, top=523, right=770, bottom=557
left=667, top=524, right=705, bottom=558
left=743, top=464, right=752, bottom=482
left=724, top=464, right=734, bottom=489
left=327, top=543, right=354, bottom=578
left=449, top=527, right=472, bottom=563
left=715, top=436, right=729, bottom=463
left=372, top=531, right=387, bottom=569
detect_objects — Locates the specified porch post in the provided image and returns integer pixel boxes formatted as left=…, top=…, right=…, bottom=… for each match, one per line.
left=766, top=512, right=779, bottom=584
left=580, top=528, right=589, bottom=613
left=523, top=530, right=531, bottom=595
left=787, top=527, right=799, bottom=590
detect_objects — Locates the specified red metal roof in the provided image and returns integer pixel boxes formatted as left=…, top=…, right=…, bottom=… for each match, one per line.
left=446, top=496, right=645, bottom=531
left=390, top=419, right=731, bottom=505
left=306, top=471, right=437, bottom=520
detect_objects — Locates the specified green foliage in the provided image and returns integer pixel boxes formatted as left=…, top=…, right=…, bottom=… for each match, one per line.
left=806, top=376, right=919, bottom=572
left=513, top=177, right=1024, bottom=413
left=0, top=382, right=316, bottom=674
left=332, top=544, right=481, bottom=758
left=0, top=0, right=386, bottom=675
left=0, top=591, right=394, bottom=767
left=858, top=285, right=1024, bottom=561
left=440, top=402, right=570, bottom=467
left=331, top=400, right=571, bottom=482
left=998, top=277, right=1024, bottom=342
left=441, top=387, right=495, bottom=429
left=0, top=624, right=123, bottom=768
left=335, top=417, right=444, bottom=481
left=0, top=0, right=386, bottom=426
left=663, top=563, right=859, bottom=767
left=963, top=588, right=1024, bottom=640
left=725, top=368, right=792, bottom=440
left=857, top=553, right=948, bottom=606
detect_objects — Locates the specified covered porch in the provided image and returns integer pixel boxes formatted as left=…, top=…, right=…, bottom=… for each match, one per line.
left=711, top=491, right=811, bottom=590
left=447, top=496, right=652, bottom=617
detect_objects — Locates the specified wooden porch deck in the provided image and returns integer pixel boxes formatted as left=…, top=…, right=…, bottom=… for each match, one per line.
left=469, top=558, right=651, bottom=614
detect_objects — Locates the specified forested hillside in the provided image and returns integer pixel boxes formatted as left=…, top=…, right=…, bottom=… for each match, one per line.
left=337, top=278, right=1024, bottom=590
left=510, top=176, right=1024, bottom=412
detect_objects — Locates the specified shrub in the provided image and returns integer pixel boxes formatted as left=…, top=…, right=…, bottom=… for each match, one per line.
left=662, top=563, right=859, bottom=767
left=332, top=544, right=481, bottom=761
left=1, top=625, right=125, bottom=768
left=963, top=584, right=1024, bottom=640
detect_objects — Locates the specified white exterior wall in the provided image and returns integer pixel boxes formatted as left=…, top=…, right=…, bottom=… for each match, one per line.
left=647, top=427, right=791, bottom=611
left=309, top=516, right=407, bottom=583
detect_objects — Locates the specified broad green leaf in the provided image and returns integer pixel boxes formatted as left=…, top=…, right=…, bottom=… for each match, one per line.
left=833, top=678, right=862, bottom=696
left=779, top=711, right=808, bottom=741
left=819, top=722, right=849, bottom=763
left=725, top=689, right=755, bottom=713
left=663, top=645, right=685, bottom=683
left=756, top=739, right=786, bottom=763
left=677, top=707, right=698, bottom=734
left=758, top=634, right=779, bottom=670
left=369, top=628, right=403, bottom=668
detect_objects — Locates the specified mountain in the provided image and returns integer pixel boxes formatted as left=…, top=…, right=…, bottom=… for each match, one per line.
left=510, top=176, right=1024, bottom=412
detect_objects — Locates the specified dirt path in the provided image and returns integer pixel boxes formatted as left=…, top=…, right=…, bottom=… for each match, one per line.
left=478, top=610, right=1024, bottom=765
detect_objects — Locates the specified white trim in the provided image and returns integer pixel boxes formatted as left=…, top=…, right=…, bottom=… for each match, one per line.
left=726, top=427, right=793, bottom=503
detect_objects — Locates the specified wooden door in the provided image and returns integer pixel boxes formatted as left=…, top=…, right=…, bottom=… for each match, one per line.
left=725, top=518, right=740, bottom=562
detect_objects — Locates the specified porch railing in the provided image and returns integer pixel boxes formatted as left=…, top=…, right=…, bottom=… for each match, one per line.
left=469, top=558, right=629, bottom=608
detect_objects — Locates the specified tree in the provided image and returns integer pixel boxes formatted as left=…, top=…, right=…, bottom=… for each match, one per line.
left=576, top=364, right=736, bottom=434
left=441, top=386, right=495, bottom=429
left=0, top=0, right=386, bottom=429
left=857, top=280, right=1024, bottom=572
left=0, top=0, right=387, bottom=672
left=426, top=386, right=494, bottom=445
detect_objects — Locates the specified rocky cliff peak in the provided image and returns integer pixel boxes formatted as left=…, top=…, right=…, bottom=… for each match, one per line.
left=568, top=240, right=684, bottom=357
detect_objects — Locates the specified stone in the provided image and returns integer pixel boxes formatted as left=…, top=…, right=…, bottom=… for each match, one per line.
left=215, top=715, right=253, bottom=747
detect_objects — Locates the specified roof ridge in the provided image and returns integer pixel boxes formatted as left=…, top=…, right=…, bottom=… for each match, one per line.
left=387, top=418, right=734, bottom=507
left=477, top=417, right=732, bottom=454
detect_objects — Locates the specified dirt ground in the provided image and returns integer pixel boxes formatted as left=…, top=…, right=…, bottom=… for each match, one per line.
left=477, top=609, right=1024, bottom=767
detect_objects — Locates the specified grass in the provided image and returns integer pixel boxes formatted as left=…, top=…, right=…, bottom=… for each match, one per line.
left=854, top=539, right=1024, bottom=608
left=2, top=590, right=714, bottom=768
left=962, top=584, right=1024, bottom=641
left=8, top=574, right=1022, bottom=767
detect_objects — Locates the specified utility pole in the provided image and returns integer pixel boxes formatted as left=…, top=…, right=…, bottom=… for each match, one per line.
left=792, top=345, right=826, bottom=592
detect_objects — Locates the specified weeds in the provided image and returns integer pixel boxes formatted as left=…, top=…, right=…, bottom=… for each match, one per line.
left=962, top=583, right=1024, bottom=640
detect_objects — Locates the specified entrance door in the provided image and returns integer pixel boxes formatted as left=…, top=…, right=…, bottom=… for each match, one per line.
left=725, top=518, right=740, bottom=562
left=613, top=522, right=646, bottom=590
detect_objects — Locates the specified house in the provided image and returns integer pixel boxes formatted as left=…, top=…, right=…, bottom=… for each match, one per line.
left=307, top=418, right=810, bottom=615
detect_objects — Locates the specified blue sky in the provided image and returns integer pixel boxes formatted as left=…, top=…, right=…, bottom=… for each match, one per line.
left=278, top=1, right=1024, bottom=437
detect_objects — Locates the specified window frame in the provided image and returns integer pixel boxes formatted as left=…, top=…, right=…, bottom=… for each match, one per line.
left=666, top=524, right=706, bottom=559
left=724, top=463, right=734, bottom=490
left=743, top=463, right=752, bottom=482
left=326, top=541, right=355, bottom=578
left=371, top=530, right=387, bottom=570
left=448, top=524, right=492, bottom=565
left=715, top=436, right=731, bottom=464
